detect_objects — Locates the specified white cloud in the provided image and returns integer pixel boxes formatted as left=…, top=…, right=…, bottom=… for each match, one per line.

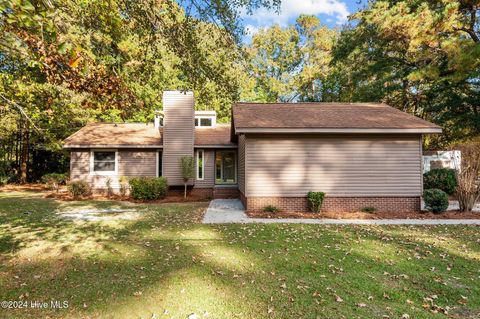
left=245, top=24, right=261, bottom=36
left=243, top=0, right=350, bottom=27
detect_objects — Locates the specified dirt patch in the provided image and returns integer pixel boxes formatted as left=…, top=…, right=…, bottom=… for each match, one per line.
left=247, top=210, right=480, bottom=220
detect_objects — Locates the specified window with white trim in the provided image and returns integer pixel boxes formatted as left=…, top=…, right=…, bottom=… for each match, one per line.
left=197, top=149, right=204, bottom=180
left=194, top=116, right=214, bottom=127
left=92, top=151, right=116, bottom=173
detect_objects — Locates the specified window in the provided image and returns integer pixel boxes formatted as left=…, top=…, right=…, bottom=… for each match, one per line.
left=215, top=151, right=236, bottom=184
left=195, top=116, right=214, bottom=127
left=200, top=118, right=212, bottom=127
left=197, top=149, right=204, bottom=180
left=91, top=151, right=117, bottom=174
left=157, top=150, right=163, bottom=177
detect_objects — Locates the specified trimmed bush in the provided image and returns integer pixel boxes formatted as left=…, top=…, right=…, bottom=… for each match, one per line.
left=423, top=188, right=449, bottom=213
left=263, top=205, right=279, bottom=213
left=423, top=168, right=457, bottom=195
left=307, top=191, right=325, bottom=213
left=67, top=180, right=91, bottom=199
left=41, top=173, right=68, bottom=191
left=128, top=177, right=168, bottom=200
left=361, top=206, right=377, bottom=213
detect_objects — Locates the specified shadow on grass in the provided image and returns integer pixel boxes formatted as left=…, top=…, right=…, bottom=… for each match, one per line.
left=0, top=192, right=479, bottom=319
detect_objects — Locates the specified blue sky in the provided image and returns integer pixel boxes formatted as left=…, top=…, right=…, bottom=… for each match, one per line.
left=241, top=0, right=366, bottom=42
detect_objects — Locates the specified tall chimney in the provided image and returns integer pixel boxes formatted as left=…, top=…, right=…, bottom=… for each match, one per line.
left=162, top=91, right=195, bottom=186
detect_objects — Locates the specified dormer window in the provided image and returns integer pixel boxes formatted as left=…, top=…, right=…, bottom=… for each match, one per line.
left=194, top=111, right=216, bottom=127
left=195, top=117, right=213, bottom=127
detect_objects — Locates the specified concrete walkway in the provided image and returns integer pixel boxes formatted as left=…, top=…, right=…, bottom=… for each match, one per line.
left=203, top=199, right=480, bottom=225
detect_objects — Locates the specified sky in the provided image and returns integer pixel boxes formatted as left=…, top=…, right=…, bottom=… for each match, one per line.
left=241, top=0, right=366, bottom=42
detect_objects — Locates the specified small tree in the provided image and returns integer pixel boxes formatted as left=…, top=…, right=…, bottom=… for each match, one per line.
left=180, top=156, right=195, bottom=198
left=454, top=142, right=480, bottom=212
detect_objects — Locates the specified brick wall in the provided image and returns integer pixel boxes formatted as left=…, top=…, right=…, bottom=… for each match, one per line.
left=245, top=196, right=421, bottom=213
left=213, top=187, right=239, bottom=199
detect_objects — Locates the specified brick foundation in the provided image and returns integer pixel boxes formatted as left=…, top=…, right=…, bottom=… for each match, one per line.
left=245, top=196, right=421, bottom=213
left=169, top=187, right=239, bottom=199
left=213, top=187, right=239, bottom=199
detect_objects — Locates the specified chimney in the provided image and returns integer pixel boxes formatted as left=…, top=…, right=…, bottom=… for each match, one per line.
left=162, top=91, right=195, bottom=186
left=154, top=110, right=163, bottom=128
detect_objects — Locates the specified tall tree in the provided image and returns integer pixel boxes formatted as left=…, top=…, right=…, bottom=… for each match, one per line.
left=332, top=0, right=480, bottom=148
left=246, top=15, right=337, bottom=102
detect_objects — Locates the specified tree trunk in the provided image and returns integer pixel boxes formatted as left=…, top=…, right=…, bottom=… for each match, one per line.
left=19, top=122, right=29, bottom=184
left=184, top=183, right=187, bottom=199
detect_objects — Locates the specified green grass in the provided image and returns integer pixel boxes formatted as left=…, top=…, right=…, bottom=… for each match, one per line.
left=0, top=190, right=479, bottom=319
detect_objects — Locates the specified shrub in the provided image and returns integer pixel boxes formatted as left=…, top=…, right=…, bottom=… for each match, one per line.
left=361, top=206, right=377, bottom=213
left=105, top=177, right=113, bottom=197
left=119, top=176, right=129, bottom=197
left=128, top=177, right=168, bottom=200
left=67, top=180, right=91, bottom=199
left=423, top=168, right=457, bottom=195
left=41, top=173, right=68, bottom=192
left=423, top=188, right=449, bottom=213
left=0, top=175, right=9, bottom=186
left=454, top=142, right=480, bottom=212
left=307, top=191, right=325, bottom=213
left=263, top=205, right=279, bottom=213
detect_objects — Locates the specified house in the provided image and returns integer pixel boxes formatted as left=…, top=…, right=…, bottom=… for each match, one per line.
left=63, top=91, right=442, bottom=212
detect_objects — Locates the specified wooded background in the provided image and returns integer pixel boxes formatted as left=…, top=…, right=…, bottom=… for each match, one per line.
left=0, top=0, right=478, bottom=183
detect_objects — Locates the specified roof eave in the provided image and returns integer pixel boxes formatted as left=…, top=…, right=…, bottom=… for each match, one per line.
left=235, top=128, right=443, bottom=134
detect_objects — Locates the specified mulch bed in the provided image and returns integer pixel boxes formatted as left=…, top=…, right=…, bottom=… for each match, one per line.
left=0, top=183, right=47, bottom=192
left=1, top=184, right=209, bottom=203
left=247, top=210, right=480, bottom=220
left=44, top=192, right=209, bottom=203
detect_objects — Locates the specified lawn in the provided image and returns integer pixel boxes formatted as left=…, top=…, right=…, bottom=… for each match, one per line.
left=0, top=191, right=479, bottom=319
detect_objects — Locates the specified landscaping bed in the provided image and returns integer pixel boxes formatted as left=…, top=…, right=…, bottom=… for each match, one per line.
left=247, top=209, right=480, bottom=219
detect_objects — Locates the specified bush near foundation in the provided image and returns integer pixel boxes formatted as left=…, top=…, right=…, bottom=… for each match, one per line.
left=307, top=191, right=325, bottom=213
left=263, top=205, right=279, bottom=213
left=423, top=168, right=457, bottom=195
left=423, top=188, right=449, bottom=213
left=67, top=180, right=91, bottom=199
left=129, top=177, right=168, bottom=200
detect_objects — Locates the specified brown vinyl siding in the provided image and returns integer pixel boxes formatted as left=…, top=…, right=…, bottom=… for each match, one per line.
left=70, top=149, right=157, bottom=189
left=162, top=92, right=194, bottom=185
left=70, top=150, right=90, bottom=181
left=238, top=134, right=246, bottom=195
left=194, top=149, right=215, bottom=188
left=245, top=134, right=422, bottom=197
left=118, top=150, right=157, bottom=176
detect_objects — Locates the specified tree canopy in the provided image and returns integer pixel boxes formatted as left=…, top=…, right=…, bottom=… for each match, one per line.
left=0, top=0, right=479, bottom=182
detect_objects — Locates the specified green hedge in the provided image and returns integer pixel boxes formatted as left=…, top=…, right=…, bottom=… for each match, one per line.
left=128, top=177, right=168, bottom=200
left=423, top=168, right=457, bottom=195
left=423, top=188, right=449, bottom=213
left=307, top=191, right=325, bottom=213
